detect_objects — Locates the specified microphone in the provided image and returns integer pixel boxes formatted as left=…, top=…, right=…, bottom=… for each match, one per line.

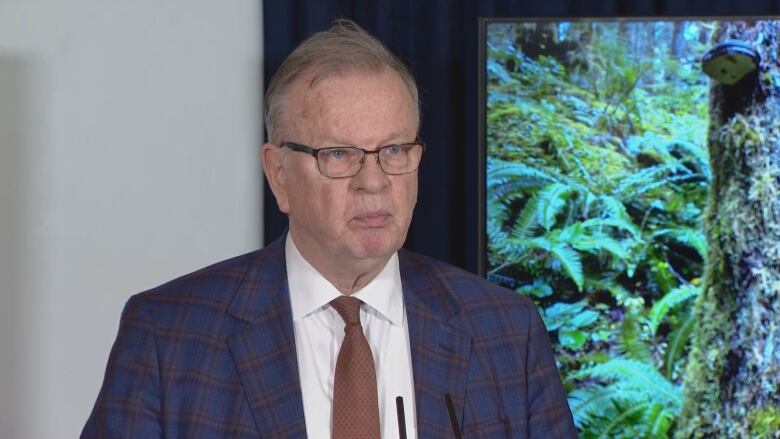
left=396, top=396, right=408, bottom=439
left=444, top=393, right=463, bottom=439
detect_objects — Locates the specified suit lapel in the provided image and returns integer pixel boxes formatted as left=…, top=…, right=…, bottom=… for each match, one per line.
left=226, top=236, right=307, bottom=438
left=400, top=251, right=473, bottom=439
left=223, top=242, right=473, bottom=438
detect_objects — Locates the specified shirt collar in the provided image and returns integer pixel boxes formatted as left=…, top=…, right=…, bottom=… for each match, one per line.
left=285, top=233, right=404, bottom=326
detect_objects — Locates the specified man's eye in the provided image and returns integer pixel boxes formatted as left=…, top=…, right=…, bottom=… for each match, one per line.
left=385, top=145, right=403, bottom=155
left=327, top=149, right=350, bottom=160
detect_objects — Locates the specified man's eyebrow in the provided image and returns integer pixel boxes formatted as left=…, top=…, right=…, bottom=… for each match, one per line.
left=319, top=132, right=411, bottom=148
left=319, top=137, right=354, bottom=147
left=380, top=131, right=411, bottom=145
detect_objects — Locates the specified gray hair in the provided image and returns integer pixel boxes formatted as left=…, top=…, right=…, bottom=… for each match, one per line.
left=264, top=19, right=420, bottom=143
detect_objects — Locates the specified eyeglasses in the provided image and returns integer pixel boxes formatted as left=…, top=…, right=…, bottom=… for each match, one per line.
left=281, top=140, right=425, bottom=178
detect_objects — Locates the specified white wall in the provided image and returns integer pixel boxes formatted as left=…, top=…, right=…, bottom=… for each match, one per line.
left=0, top=1, right=263, bottom=437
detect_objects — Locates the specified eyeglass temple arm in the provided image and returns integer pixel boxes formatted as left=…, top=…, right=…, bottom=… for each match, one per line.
left=281, top=141, right=318, bottom=156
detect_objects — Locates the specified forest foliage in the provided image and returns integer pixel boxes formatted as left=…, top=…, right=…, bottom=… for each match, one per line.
left=485, top=21, right=714, bottom=437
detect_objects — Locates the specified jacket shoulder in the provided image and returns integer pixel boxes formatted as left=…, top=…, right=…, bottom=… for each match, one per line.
left=122, top=244, right=280, bottom=328
left=399, top=250, right=541, bottom=333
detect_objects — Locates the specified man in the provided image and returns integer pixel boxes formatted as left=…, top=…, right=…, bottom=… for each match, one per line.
left=83, top=20, right=577, bottom=438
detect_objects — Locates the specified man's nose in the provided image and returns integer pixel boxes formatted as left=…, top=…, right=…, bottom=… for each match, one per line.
left=358, top=151, right=382, bottom=167
left=352, top=152, right=389, bottom=190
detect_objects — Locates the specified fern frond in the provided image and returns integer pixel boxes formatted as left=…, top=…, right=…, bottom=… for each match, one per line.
left=615, top=165, right=669, bottom=195
left=664, top=311, right=695, bottom=379
left=487, top=196, right=509, bottom=224
left=550, top=243, right=584, bottom=292
left=525, top=236, right=584, bottom=291
left=599, top=401, right=649, bottom=438
left=646, top=402, right=675, bottom=438
left=619, top=312, right=652, bottom=362
left=648, top=284, right=700, bottom=335
left=580, top=217, right=641, bottom=240
left=671, top=140, right=711, bottom=179
left=573, top=358, right=682, bottom=410
left=598, top=195, right=641, bottom=237
left=536, top=183, right=574, bottom=230
left=568, top=387, right=619, bottom=429
left=486, top=198, right=512, bottom=266
left=510, top=197, right=540, bottom=240
left=487, top=159, right=559, bottom=197
left=590, top=278, right=645, bottom=309
left=651, top=228, right=707, bottom=261
left=616, top=164, right=691, bottom=198
left=570, top=232, right=630, bottom=260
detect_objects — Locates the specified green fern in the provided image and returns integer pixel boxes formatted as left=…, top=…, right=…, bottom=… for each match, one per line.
left=487, top=199, right=509, bottom=241
left=574, top=358, right=682, bottom=409
left=648, top=284, right=700, bottom=335
left=571, top=358, right=681, bottom=438
left=616, top=164, right=693, bottom=198
left=510, top=196, right=540, bottom=240
left=570, top=231, right=630, bottom=260
left=599, top=401, right=650, bottom=438
left=664, top=311, right=696, bottom=379
left=580, top=216, right=641, bottom=239
left=487, top=158, right=559, bottom=197
left=618, top=311, right=653, bottom=362
left=528, top=236, right=584, bottom=291
left=669, top=140, right=711, bottom=179
left=486, top=22, right=711, bottom=439
left=598, top=194, right=641, bottom=238
left=646, top=402, right=674, bottom=438
left=536, top=183, right=574, bottom=230
left=486, top=198, right=513, bottom=268
left=568, top=387, right=621, bottom=429
left=651, top=228, right=707, bottom=261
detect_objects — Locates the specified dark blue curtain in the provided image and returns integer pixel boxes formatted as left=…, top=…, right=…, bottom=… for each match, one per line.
left=263, top=0, right=779, bottom=274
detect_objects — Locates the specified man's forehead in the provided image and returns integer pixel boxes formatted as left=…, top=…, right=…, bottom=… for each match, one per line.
left=279, top=67, right=418, bottom=144
left=304, top=65, right=391, bottom=90
left=297, top=68, right=400, bottom=100
left=290, top=69, right=410, bottom=117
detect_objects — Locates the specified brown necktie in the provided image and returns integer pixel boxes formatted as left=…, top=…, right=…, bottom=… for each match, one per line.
left=331, top=296, right=381, bottom=439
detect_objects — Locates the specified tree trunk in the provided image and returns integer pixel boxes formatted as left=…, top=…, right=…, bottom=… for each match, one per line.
left=678, top=20, right=780, bottom=438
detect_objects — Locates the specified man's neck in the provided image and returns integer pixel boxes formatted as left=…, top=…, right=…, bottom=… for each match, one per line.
left=289, top=232, right=391, bottom=295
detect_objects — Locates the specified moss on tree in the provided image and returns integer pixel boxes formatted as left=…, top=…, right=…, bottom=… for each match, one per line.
left=677, top=20, right=780, bottom=438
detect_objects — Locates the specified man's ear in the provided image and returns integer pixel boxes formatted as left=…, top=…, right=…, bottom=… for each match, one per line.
left=262, top=142, right=290, bottom=213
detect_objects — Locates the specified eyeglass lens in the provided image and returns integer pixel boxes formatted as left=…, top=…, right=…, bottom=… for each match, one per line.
left=319, top=144, right=422, bottom=177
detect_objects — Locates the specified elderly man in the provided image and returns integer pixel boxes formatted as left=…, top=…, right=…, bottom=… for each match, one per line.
left=83, top=20, right=576, bottom=438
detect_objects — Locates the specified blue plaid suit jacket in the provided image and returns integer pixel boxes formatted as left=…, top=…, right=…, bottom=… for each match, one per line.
left=82, top=235, right=576, bottom=438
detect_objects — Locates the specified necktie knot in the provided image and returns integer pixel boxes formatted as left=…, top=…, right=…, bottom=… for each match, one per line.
left=331, top=296, right=363, bottom=325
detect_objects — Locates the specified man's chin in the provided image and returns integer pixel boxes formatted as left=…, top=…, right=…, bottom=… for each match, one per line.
left=351, top=231, right=401, bottom=259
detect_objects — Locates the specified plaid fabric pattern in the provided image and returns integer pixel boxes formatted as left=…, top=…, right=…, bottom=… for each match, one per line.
left=82, top=234, right=576, bottom=438
left=399, top=250, right=577, bottom=438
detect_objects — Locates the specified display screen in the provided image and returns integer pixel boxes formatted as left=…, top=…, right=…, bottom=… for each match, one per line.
left=480, top=17, right=779, bottom=436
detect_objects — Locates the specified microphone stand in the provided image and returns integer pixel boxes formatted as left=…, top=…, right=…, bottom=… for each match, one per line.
left=445, top=393, right=463, bottom=439
left=396, top=396, right=408, bottom=439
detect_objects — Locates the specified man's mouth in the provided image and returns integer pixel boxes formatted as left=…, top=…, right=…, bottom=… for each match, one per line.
left=352, top=211, right=392, bottom=228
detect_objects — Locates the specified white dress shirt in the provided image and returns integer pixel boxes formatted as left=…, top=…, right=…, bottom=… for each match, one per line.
left=285, top=235, right=417, bottom=439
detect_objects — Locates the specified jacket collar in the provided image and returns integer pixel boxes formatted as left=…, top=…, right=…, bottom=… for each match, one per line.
left=225, top=237, right=472, bottom=439
left=400, top=249, right=472, bottom=439
left=226, top=234, right=289, bottom=323
left=226, top=234, right=307, bottom=437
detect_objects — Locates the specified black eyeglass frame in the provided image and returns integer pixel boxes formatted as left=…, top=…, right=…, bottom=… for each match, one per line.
left=280, top=140, right=426, bottom=178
